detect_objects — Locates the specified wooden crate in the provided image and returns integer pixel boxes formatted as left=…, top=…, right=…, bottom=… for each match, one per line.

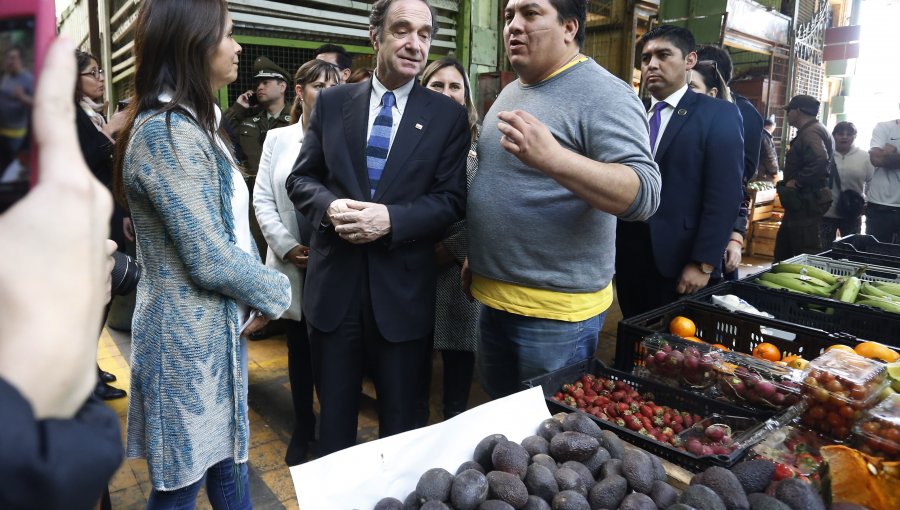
left=750, top=188, right=777, bottom=205
left=749, top=203, right=774, bottom=222
left=752, top=220, right=781, bottom=240
left=751, top=238, right=776, bottom=257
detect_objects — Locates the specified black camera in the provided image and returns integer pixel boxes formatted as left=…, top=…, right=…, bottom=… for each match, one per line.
left=111, top=251, right=141, bottom=296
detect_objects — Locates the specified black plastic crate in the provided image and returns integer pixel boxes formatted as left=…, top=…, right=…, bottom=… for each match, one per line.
left=522, top=358, right=773, bottom=471
left=829, top=234, right=900, bottom=268
left=689, top=280, right=900, bottom=348
left=614, top=301, right=843, bottom=373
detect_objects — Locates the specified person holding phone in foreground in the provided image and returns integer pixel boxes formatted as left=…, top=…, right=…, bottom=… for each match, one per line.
left=0, top=36, right=123, bottom=510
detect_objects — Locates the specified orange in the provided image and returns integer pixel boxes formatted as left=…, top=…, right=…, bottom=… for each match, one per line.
left=752, top=342, right=781, bottom=362
left=781, top=355, right=809, bottom=370
left=682, top=336, right=705, bottom=343
left=827, top=344, right=858, bottom=354
left=710, top=343, right=730, bottom=351
left=854, top=342, right=900, bottom=363
left=669, top=316, right=697, bottom=338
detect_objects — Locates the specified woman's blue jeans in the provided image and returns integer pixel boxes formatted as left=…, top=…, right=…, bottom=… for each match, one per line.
left=146, top=458, right=251, bottom=510
left=476, top=306, right=606, bottom=399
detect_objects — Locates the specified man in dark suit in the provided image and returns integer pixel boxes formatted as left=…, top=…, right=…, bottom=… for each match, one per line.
left=285, top=0, right=469, bottom=456
left=616, top=25, right=744, bottom=318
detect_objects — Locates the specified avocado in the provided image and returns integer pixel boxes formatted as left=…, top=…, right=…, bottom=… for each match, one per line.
left=679, top=484, right=727, bottom=510
left=486, top=470, right=529, bottom=509
left=551, top=490, right=590, bottom=510
left=553, top=466, right=588, bottom=497
left=374, top=497, right=403, bottom=510
left=403, top=490, right=421, bottom=510
left=493, top=440, right=531, bottom=479
left=747, top=493, right=791, bottom=510
left=475, top=434, right=508, bottom=471
left=651, top=480, right=679, bottom=509
left=524, top=463, right=559, bottom=503
left=451, top=469, right=490, bottom=510
left=522, top=435, right=551, bottom=457
left=622, top=449, right=655, bottom=494
left=523, top=495, right=552, bottom=510
left=698, top=466, right=749, bottom=510
left=773, top=478, right=825, bottom=510
left=458, top=460, right=487, bottom=475
left=581, top=446, right=610, bottom=478
left=667, top=505, right=699, bottom=510
left=537, top=418, right=564, bottom=441
left=648, top=452, right=667, bottom=482
left=560, top=461, right=593, bottom=489
left=599, top=458, right=622, bottom=480
left=420, top=502, right=450, bottom=510
left=549, top=431, right=599, bottom=463
left=531, top=453, right=559, bottom=474
left=618, top=492, right=657, bottom=510
left=416, top=468, right=455, bottom=504
left=587, top=474, right=627, bottom=510
left=562, top=412, right=604, bottom=439
left=480, top=501, right=516, bottom=510
left=731, top=460, right=776, bottom=494
left=596, top=430, right=625, bottom=459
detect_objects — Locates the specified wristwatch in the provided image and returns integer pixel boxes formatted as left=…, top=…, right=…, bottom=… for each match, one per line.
left=697, top=262, right=714, bottom=274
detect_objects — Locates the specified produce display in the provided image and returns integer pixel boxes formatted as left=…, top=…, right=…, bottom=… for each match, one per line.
left=749, top=425, right=828, bottom=485
left=753, top=262, right=900, bottom=315
left=679, top=417, right=741, bottom=457
left=373, top=415, right=827, bottom=510
left=551, top=374, right=702, bottom=449
left=853, top=393, right=900, bottom=460
left=715, top=352, right=803, bottom=410
left=641, top=333, right=719, bottom=389
left=799, top=349, right=889, bottom=440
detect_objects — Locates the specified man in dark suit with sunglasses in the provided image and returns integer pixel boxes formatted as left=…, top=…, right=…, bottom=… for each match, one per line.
left=616, top=25, right=744, bottom=318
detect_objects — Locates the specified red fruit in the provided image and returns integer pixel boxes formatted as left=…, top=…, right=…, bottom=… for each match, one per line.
left=573, top=388, right=585, bottom=399
left=617, top=403, right=629, bottom=414
left=627, top=418, right=642, bottom=431
left=641, top=416, right=653, bottom=430
left=682, top=413, right=693, bottom=428
left=611, top=390, right=625, bottom=401
left=704, top=424, right=728, bottom=442
left=773, top=463, right=794, bottom=481
left=640, top=405, right=653, bottom=418
left=661, top=427, right=674, bottom=437
left=672, top=423, right=684, bottom=433
left=672, top=414, right=683, bottom=426
left=615, top=418, right=626, bottom=427
left=554, top=392, right=563, bottom=400
left=686, top=438, right=704, bottom=455
left=615, top=380, right=629, bottom=391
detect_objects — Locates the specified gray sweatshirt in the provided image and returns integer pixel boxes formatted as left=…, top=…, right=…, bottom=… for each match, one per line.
left=468, top=59, right=660, bottom=293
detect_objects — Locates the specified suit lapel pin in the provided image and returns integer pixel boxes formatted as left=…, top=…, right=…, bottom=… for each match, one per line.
left=677, top=109, right=687, bottom=116
left=415, top=123, right=423, bottom=130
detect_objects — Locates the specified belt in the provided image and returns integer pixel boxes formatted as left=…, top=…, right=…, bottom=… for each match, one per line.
left=868, top=203, right=900, bottom=213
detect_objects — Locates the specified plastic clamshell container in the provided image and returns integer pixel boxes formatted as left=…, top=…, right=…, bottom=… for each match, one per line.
left=640, top=333, right=721, bottom=389
left=715, top=351, right=804, bottom=410
left=749, top=425, right=830, bottom=484
left=853, top=392, right=900, bottom=460
left=678, top=414, right=764, bottom=458
left=799, top=349, right=889, bottom=440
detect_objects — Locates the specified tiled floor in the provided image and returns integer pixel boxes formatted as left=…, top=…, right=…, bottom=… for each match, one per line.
left=99, top=256, right=770, bottom=508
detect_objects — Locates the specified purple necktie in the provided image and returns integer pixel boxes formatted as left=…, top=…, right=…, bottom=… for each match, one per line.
left=648, top=101, right=667, bottom=152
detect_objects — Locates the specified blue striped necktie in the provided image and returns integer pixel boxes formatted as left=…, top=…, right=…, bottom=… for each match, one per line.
left=366, top=91, right=395, bottom=198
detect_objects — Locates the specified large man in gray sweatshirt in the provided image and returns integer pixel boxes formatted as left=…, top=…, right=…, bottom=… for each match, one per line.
left=463, top=0, right=661, bottom=398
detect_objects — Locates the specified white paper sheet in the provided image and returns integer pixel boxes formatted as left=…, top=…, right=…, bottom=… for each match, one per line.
left=289, top=386, right=552, bottom=509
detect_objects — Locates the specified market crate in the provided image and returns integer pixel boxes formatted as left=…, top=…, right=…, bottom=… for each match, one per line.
left=750, top=187, right=777, bottom=205
left=749, top=203, right=774, bottom=222
left=828, top=234, right=900, bottom=268
left=689, top=281, right=900, bottom=348
left=522, top=358, right=775, bottom=471
left=614, top=300, right=840, bottom=373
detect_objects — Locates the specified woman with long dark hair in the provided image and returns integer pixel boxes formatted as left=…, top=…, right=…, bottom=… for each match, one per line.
left=254, top=58, right=340, bottom=465
left=113, top=0, right=290, bottom=506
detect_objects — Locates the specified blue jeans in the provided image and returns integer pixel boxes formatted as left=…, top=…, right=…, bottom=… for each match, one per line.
left=146, top=458, right=251, bottom=509
left=476, top=306, right=606, bottom=399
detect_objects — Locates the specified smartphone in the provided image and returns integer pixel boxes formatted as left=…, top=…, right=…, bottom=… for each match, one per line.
left=0, top=0, right=55, bottom=213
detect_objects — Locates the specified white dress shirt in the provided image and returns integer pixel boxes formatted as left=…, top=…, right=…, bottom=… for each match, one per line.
left=648, top=84, right=689, bottom=156
left=367, top=74, right=415, bottom=155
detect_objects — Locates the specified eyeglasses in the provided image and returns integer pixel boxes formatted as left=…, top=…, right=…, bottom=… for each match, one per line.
left=695, top=59, right=727, bottom=88
left=79, top=68, right=104, bottom=80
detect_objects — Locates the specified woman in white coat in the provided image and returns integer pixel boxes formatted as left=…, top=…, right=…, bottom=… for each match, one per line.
left=253, top=58, right=341, bottom=466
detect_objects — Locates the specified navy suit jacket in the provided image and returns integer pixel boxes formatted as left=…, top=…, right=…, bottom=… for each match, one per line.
left=648, top=88, right=745, bottom=278
left=286, top=80, right=469, bottom=342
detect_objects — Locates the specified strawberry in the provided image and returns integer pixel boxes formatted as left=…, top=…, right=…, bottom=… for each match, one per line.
left=640, top=405, right=653, bottom=418
left=627, top=417, right=642, bottom=431
left=615, top=418, right=626, bottom=427
left=773, top=463, right=794, bottom=481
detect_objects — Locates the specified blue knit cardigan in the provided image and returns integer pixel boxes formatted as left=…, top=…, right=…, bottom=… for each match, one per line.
left=123, top=109, right=290, bottom=490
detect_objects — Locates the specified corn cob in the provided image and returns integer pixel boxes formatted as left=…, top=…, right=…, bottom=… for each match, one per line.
left=861, top=282, right=897, bottom=300
left=771, top=263, right=838, bottom=285
left=756, top=279, right=801, bottom=293
left=757, top=272, right=833, bottom=297
left=834, top=276, right=861, bottom=303
left=856, top=298, right=900, bottom=314
left=872, top=281, right=900, bottom=297
left=773, top=272, right=833, bottom=288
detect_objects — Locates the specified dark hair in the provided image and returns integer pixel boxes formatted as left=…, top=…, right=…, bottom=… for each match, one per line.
left=695, top=45, right=733, bottom=84
left=833, top=121, right=857, bottom=136
left=113, top=0, right=231, bottom=206
left=763, top=118, right=776, bottom=128
left=421, top=57, right=478, bottom=139
left=638, top=25, right=695, bottom=60
left=347, top=67, right=373, bottom=84
left=549, top=0, right=587, bottom=49
left=314, top=44, right=353, bottom=71
left=74, top=50, right=100, bottom=103
left=290, top=59, right=342, bottom=125
left=370, top=0, right=438, bottom=41
left=691, top=61, right=726, bottom=100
